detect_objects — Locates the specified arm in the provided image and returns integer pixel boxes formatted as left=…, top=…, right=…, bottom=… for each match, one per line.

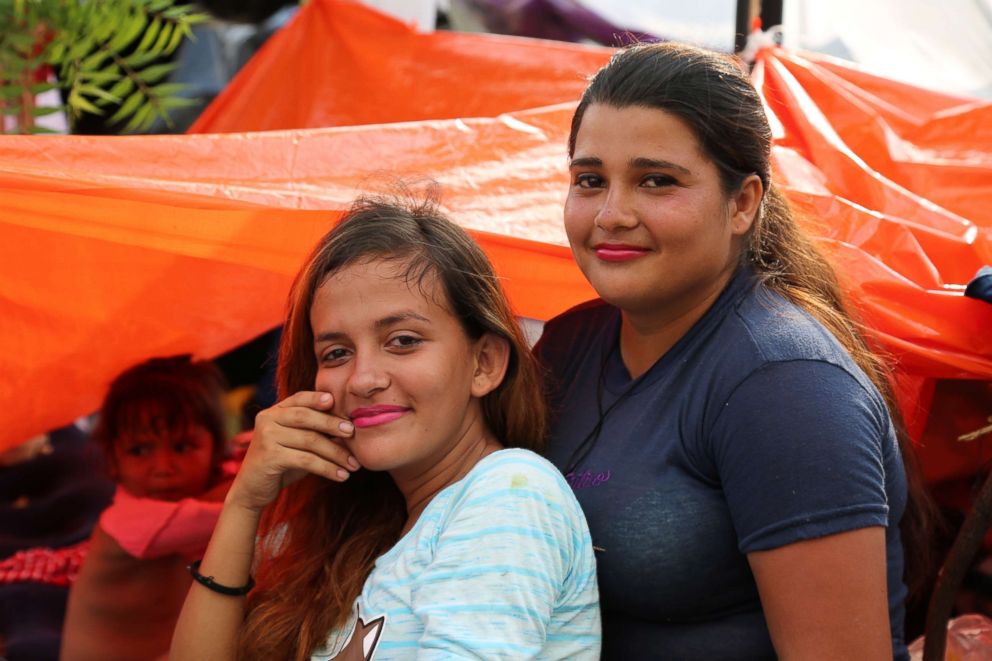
left=170, top=391, right=358, bottom=661
left=709, top=361, right=901, bottom=659
left=411, top=453, right=599, bottom=659
left=749, top=527, right=891, bottom=660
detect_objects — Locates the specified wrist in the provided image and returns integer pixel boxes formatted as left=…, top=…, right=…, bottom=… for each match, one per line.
left=223, top=489, right=267, bottom=519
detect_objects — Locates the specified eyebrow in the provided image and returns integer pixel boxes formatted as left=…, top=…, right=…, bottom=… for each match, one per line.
left=314, top=310, right=431, bottom=343
left=568, top=156, right=692, bottom=175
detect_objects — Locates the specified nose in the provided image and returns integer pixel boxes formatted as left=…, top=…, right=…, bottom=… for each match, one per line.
left=150, top=447, right=177, bottom=475
left=346, top=349, right=389, bottom=399
left=594, top=187, right=638, bottom=232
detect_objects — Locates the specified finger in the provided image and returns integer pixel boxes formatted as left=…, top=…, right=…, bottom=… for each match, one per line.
left=280, top=449, right=353, bottom=484
left=266, top=404, right=354, bottom=439
left=275, top=390, right=335, bottom=411
left=277, top=429, right=360, bottom=471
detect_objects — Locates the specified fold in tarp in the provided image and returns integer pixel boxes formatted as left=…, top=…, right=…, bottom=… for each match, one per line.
left=188, top=0, right=613, bottom=133
left=1, top=0, right=990, bottom=488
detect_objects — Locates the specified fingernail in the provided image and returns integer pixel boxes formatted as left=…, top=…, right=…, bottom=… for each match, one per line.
left=336, top=469, right=349, bottom=481
left=348, top=456, right=360, bottom=470
left=339, top=421, right=354, bottom=434
left=319, top=393, right=332, bottom=404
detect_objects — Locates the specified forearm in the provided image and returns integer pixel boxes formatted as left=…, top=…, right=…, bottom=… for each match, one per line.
left=170, top=498, right=262, bottom=661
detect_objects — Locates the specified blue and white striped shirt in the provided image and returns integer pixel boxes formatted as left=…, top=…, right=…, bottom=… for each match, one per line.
left=312, top=449, right=601, bottom=660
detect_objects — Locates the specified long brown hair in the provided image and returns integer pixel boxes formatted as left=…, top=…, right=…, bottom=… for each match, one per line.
left=569, top=41, right=935, bottom=600
left=237, top=193, right=547, bottom=659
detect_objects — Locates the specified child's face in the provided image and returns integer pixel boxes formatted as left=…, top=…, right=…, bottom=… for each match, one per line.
left=113, top=423, right=215, bottom=501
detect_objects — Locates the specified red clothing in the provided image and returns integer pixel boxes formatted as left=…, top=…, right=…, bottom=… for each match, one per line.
left=0, top=541, right=89, bottom=587
left=99, top=488, right=223, bottom=560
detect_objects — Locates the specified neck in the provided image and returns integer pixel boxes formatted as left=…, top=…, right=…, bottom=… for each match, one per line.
left=391, top=410, right=502, bottom=534
left=619, top=267, right=736, bottom=379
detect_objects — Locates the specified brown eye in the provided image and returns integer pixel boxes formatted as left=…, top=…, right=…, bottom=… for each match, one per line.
left=575, top=173, right=604, bottom=189
left=642, top=175, right=676, bottom=188
left=322, top=347, right=350, bottom=364
left=387, top=334, right=422, bottom=350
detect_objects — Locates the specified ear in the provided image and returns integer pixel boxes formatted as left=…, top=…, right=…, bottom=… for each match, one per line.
left=470, top=332, right=511, bottom=398
left=728, top=174, right=764, bottom=236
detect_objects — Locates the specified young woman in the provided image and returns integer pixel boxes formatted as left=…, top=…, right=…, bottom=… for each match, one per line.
left=534, top=42, right=931, bottom=660
left=171, top=196, right=600, bottom=660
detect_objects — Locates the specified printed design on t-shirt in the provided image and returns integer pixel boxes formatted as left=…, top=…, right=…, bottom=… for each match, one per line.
left=328, top=606, right=385, bottom=661
left=565, top=468, right=611, bottom=489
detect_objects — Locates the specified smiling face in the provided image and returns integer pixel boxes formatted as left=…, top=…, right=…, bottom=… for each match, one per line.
left=112, top=415, right=215, bottom=501
left=310, top=257, right=498, bottom=479
left=565, top=103, right=756, bottom=321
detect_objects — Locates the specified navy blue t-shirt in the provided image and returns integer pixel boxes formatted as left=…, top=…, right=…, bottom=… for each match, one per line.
left=535, top=268, right=908, bottom=660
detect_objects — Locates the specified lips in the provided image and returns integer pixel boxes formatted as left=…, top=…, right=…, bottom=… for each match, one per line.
left=348, top=405, right=410, bottom=429
left=593, top=243, right=650, bottom=262
left=148, top=487, right=186, bottom=501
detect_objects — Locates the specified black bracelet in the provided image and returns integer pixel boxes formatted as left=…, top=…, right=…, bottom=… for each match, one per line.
left=187, top=560, right=255, bottom=596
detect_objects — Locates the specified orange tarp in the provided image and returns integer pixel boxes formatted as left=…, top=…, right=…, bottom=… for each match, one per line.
left=188, top=0, right=613, bottom=133
left=1, top=0, right=990, bottom=481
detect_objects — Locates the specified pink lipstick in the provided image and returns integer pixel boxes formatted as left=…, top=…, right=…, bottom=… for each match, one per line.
left=349, top=405, right=409, bottom=429
left=594, top=243, right=649, bottom=262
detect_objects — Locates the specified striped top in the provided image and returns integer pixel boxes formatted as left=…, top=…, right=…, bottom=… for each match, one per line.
left=311, top=449, right=601, bottom=660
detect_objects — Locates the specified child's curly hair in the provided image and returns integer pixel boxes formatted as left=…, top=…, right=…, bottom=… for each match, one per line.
left=93, top=355, right=228, bottom=471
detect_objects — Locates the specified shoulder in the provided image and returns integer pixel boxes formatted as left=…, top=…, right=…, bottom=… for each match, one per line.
left=535, top=299, right=616, bottom=371
left=441, top=449, right=587, bottom=537
left=454, top=449, right=576, bottom=505
left=541, top=299, right=614, bottom=341
left=731, top=285, right=855, bottom=366
left=703, top=283, right=878, bottom=396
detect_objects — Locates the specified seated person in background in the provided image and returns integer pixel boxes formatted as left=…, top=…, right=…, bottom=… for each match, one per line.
left=61, top=356, right=236, bottom=661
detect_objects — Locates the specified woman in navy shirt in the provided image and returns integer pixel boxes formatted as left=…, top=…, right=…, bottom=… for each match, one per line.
left=535, top=41, right=931, bottom=660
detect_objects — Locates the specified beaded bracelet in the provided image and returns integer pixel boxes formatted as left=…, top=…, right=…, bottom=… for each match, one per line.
left=187, top=560, right=255, bottom=596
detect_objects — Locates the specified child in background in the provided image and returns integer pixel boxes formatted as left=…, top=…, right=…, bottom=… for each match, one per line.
left=61, top=355, right=235, bottom=661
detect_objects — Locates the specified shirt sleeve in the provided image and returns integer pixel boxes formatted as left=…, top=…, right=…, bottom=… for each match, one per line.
left=410, top=454, right=599, bottom=660
left=707, top=360, right=895, bottom=553
left=99, top=488, right=223, bottom=559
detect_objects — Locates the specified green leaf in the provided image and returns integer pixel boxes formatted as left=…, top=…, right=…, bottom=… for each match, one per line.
left=123, top=50, right=160, bottom=68
left=148, top=82, right=186, bottom=97
left=108, top=13, right=148, bottom=52
left=29, top=81, right=59, bottom=94
left=77, top=83, right=121, bottom=104
left=46, top=41, right=66, bottom=64
left=164, top=22, right=186, bottom=55
left=163, top=4, right=206, bottom=21
left=5, top=32, right=36, bottom=54
left=107, top=89, right=144, bottom=124
left=160, top=96, right=199, bottom=110
left=67, top=36, right=95, bottom=63
left=0, top=50, right=28, bottom=72
left=105, top=77, right=135, bottom=102
left=123, top=102, right=156, bottom=133
left=0, top=86, right=23, bottom=100
left=78, top=70, right=119, bottom=84
left=81, top=48, right=112, bottom=71
left=27, top=125, right=60, bottom=134
left=67, top=89, right=104, bottom=116
left=150, top=22, right=173, bottom=57
left=137, top=62, right=175, bottom=84
left=136, top=17, right=162, bottom=52
left=31, top=105, right=64, bottom=117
